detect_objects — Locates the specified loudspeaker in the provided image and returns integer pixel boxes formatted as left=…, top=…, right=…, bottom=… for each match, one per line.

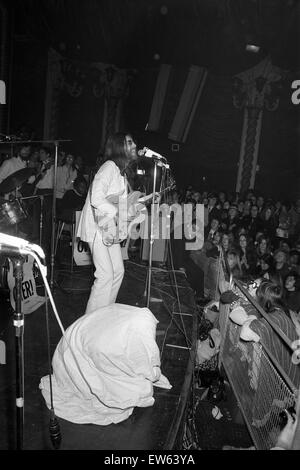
left=140, top=215, right=167, bottom=263
left=141, top=237, right=167, bottom=263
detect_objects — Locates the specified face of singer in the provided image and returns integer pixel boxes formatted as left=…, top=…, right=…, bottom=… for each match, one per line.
left=124, top=135, right=137, bottom=161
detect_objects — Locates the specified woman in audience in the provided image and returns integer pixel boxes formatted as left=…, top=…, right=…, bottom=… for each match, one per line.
left=236, top=233, right=256, bottom=277
left=256, top=253, right=275, bottom=279
left=255, top=235, right=272, bottom=275
left=255, top=279, right=290, bottom=318
left=283, top=271, right=300, bottom=313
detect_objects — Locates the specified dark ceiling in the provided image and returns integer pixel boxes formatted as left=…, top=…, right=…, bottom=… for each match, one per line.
left=11, top=0, right=300, bottom=74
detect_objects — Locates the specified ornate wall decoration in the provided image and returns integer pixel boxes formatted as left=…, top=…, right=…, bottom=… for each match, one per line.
left=233, top=56, right=284, bottom=194
left=43, top=48, right=134, bottom=150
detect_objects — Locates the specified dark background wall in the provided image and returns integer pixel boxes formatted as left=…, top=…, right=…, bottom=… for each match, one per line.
left=5, top=0, right=300, bottom=200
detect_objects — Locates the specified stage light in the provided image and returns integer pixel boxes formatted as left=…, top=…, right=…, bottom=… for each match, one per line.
left=245, top=43, right=260, bottom=53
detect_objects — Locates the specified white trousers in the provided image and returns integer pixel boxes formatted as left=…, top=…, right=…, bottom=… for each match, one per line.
left=86, top=230, right=124, bottom=314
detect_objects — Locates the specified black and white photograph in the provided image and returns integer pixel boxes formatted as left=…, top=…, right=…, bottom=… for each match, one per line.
left=0, top=0, right=299, bottom=454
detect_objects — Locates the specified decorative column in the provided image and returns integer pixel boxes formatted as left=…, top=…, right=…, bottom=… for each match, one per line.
left=233, top=57, right=282, bottom=194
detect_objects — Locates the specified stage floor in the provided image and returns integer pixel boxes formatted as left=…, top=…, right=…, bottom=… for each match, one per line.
left=0, top=246, right=199, bottom=450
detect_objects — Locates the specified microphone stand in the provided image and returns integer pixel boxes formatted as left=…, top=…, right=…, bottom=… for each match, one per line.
left=144, top=157, right=169, bottom=308
left=11, top=254, right=25, bottom=450
left=50, top=141, right=59, bottom=290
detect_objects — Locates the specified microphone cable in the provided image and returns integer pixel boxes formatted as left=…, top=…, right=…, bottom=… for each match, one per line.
left=44, top=288, right=62, bottom=450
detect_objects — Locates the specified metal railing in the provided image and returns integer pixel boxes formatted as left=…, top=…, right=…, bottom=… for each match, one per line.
left=218, top=280, right=299, bottom=450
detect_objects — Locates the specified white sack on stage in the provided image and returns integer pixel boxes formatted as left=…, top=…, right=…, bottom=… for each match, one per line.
left=39, top=303, right=172, bottom=425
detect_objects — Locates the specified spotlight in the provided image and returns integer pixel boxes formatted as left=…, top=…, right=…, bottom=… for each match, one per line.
left=245, top=44, right=260, bottom=53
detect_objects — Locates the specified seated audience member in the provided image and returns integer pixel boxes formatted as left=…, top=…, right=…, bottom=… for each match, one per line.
left=256, top=195, right=265, bottom=214
left=204, top=217, right=220, bottom=244
left=218, top=248, right=243, bottom=293
left=256, top=253, right=275, bottom=279
left=273, top=248, right=291, bottom=282
left=278, top=239, right=291, bottom=256
left=243, top=204, right=264, bottom=241
left=236, top=233, right=256, bottom=277
left=227, top=248, right=243, bottom=280
left=276, top=201, right=291, bottom=240
left=225, top=203, right=240, bottom=236
left=207, top=193, right=221, bottom=223
left=220, top=231, right=232, bottom=255
left=255, top=235, right=272, bottom=274
left=219, top=201, right=230, bottom=230
left=283, top=271, right=300, bottom=313
left=205, top=230, right=222, bottom=258
left=58, top=176, right=87, bottom=222
left=288, top=249, right=300, bottom=275
left=260, top=205, right=277, bottom=242
left=242, top=199, right=252, bottom=218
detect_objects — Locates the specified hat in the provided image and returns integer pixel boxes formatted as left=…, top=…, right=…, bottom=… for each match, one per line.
left=220, top=290, right=240, bottom=304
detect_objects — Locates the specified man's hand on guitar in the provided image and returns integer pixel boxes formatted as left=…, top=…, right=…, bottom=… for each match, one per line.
left=102, top=219, right=117, bottom=246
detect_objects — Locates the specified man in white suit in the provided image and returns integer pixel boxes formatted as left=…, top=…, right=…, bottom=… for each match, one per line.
left=77, top=132, right=138, bottom=314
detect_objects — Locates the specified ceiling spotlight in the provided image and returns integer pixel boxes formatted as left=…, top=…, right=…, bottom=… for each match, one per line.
left=245, top=44, right=260, bottom=53
left=153, top=53, right=160, bottom=61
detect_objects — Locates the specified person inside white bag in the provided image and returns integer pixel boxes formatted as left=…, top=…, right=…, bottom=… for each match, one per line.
left=39, top=304, right=172, bottom=425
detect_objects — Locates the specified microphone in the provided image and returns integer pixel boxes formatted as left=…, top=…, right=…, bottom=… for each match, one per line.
left=138, top=147, right=167, bottom=161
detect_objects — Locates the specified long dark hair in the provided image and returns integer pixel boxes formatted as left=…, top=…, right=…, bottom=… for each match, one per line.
left=256, top=279, right=289, bottom=316
left=103, top=132, right=131, bottom=173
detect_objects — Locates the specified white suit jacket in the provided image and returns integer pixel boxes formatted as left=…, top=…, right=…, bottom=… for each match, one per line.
left=77, top=160, right=126, bottom=243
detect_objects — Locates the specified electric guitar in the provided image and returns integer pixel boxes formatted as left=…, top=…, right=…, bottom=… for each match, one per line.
left=100, top=182, right=176, bottom=246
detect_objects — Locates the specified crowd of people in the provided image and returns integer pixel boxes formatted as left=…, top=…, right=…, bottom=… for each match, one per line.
left=169, top=186, right=300, bottom=315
